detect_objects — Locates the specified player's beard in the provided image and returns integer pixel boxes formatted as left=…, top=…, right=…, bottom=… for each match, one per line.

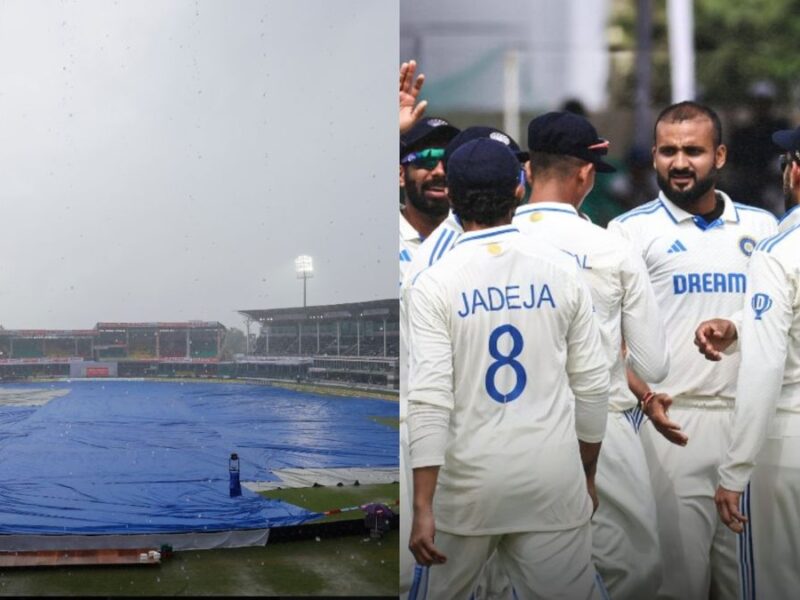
left=656, top=166, right=718, bottom=211
left=403, top=172, right=450, bottom=219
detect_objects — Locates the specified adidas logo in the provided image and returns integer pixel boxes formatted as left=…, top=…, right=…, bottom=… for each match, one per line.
left=667, top=240, right=687, bottom=253
left=399, top=249, right=412, bottom=262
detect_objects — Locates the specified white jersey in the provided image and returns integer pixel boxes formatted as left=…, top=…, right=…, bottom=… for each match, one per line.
left=406, top=226, right=609, bottom=535
left=778, top=204, right=800, bottom=233
left=399, top=211, right=464, bottom=421
left=400, top=211, right=423, bottom=286
left=608, top=191, right=777, bottom=404
left=513, top=202, right=669, bottom=412
left=719, top=223, right=800, bottom=491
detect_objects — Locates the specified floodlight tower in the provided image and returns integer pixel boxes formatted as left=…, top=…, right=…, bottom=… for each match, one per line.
left=294, top=255, right=314, bottom=308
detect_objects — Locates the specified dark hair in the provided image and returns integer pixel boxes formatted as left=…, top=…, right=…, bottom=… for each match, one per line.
left=528, top=151, right=587, bottom=179
left=654, top=101, right=723, bottom=147
left=561, top=98, right=587, bottom=117
left=449, top=187, right=518, bottom=225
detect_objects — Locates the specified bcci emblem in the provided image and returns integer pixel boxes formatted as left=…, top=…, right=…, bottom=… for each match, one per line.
left=489, top=131, right=511, bottom=145
left=752, top=293, right=773, bottom=320
left=739, top=236, right=756, bottom=257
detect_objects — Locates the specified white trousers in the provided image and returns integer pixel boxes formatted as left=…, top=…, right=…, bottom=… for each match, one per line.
left=640, top=404, right=739, bottom=600
left=400, top=421, right=415, bottom=599
left=592, top=409, right=661, bottom=599
left=402, top=421, right=515, bottom=600
left=419, top=525, right=604, bottom=600
left=745, top=414, right=800, bottom=600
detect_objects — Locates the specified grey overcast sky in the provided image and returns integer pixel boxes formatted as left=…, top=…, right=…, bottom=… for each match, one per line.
left=0, top=0, right=397, bottom=330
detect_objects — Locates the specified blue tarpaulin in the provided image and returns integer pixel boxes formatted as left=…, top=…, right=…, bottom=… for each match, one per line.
left=0, top=380, right=398, bottom=536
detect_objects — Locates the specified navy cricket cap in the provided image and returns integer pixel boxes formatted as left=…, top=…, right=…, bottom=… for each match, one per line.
left=772, top=126, right=800, bottom=153
left=527, top=111, right=616, bottom=173
left=443, top=126, right=528, bottom=170
left=400, top=117, right=460, bottom=158
left=446, top=138, right=520, bottom=196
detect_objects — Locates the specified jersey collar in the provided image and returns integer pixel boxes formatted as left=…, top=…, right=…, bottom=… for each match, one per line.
left=400, top=211, right=423, bottom=242
left=514, top=201, right=578, bottom=218
left=455, top=225, right=520, bottom=246
left=779, top=203, right=800, bottom=225
left=658, top=190, right=738, bottom=230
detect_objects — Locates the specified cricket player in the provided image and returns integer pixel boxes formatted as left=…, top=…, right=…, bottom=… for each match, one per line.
left=399, top=116, right=460, bottom=285
left=694, top=124, right=800, bottom=600
left=399, top=125, right=526, bottom=600
left=407, top=137, right=609, bottom=599
left=608, top=101, right=778, bottom=600
left=516, top=111, right=669, bottom=599
left=777, top=141, right=800, bottom=232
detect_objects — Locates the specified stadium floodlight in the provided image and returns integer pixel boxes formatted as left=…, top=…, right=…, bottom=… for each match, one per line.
left=294, top=255, right=314, bottom=308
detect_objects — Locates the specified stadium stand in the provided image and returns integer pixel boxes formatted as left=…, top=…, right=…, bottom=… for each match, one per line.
left=0, top=300, right=399, bottom=390
left=0, top=323, right=225, bottom=380
left=239, top=299, right=398, bottom=389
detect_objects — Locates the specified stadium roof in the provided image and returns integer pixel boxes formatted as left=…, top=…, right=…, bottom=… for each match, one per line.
left=96, top=322, right=225, bottom=330
left=239, top=298, right=398, bottom=324
left=0, top=323, right=226, bottom=338
left=0, top=329, right=96, bottom=338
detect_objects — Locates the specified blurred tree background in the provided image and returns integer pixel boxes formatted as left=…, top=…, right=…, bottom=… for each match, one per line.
left=608, top=0, right=800, bottom=107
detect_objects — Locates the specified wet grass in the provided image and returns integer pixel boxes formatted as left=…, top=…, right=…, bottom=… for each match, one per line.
left=260, top=483, right=400, bottom=523
left=0, top=532, right=398, bottom=596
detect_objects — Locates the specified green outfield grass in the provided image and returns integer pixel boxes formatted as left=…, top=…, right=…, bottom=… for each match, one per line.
left=260, top=483, right=400, bottom=523
left=370, top=415, right=399, bottom=430
left=268, top=380, right=398, bottom=402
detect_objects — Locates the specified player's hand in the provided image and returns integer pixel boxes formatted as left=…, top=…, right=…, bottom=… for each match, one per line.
left=409, top=507, right=447, bottom=567
left=400, top=60, right=427, bottom=134
left=715, top=485, right=746, bottom=533
left=694, top=318, right=738, bottom=361
left=643, top=392, right=688, bottom=446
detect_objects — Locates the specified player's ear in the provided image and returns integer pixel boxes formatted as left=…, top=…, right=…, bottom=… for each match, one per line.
left=578, top=161, right=594, bottom=186
left=514, top=183, right=525, bottom=201
left=524, top=161, right=533, bottom=186
left=791, top=161, right=800, bottom=189
left=399, top=165, right=406, bottom=188
left=715, top=143, right=727, bottom=170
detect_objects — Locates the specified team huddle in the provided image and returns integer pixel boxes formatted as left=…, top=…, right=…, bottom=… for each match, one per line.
left=398, top=62, right=800, bottom=600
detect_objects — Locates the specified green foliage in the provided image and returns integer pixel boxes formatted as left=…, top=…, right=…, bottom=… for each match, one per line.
left=609, top=0, right=800, bottom=106
left=220, top=327, right=246, bottom=360
left=695, top=0, right=800, bottom=103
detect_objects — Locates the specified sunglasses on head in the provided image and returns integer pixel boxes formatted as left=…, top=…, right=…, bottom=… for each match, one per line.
left=780, top=151, right=800, bottom=172
left=401, top=147, right=446, bottom=169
